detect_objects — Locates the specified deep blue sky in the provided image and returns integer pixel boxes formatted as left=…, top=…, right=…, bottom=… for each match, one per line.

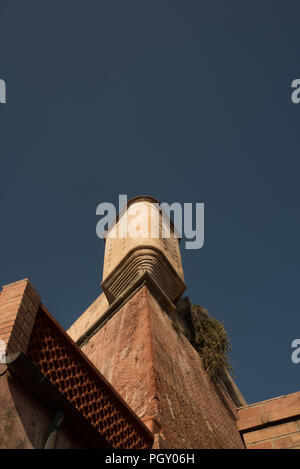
left=0, top=1, right=299, bottom=405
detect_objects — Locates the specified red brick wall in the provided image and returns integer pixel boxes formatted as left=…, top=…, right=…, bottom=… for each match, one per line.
left=0, top=279, right=86, bottom=449
left=238, top=392, right=300, bottom=449
left=0, top=278, right=153, bottom=449
left=0, top=279, right=40, bottom=355
left=81, top=286, right=244, bottom=449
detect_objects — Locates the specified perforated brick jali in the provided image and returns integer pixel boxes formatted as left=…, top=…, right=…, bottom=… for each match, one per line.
left=26, top=306, right=152, bottom=449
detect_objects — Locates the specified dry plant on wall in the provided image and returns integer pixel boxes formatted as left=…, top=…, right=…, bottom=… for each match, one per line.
left=190, top=305, right=233, bottom=382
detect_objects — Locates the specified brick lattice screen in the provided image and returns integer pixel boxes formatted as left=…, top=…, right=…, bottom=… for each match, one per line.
left=26, top=306, right=152, bottom=449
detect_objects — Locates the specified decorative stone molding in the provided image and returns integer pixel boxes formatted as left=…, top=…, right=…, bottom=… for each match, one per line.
left=102, top=246, right=186, bottom=309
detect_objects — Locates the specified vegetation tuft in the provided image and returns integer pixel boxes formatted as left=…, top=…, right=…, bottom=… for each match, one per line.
left=190, top=305, right=233, bottom=382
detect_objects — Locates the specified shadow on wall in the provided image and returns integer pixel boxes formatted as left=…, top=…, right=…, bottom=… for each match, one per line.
left=0, top=366, right=83, bottom=449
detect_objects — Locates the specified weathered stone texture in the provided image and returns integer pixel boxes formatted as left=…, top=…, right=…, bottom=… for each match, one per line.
left=82, top=286, right=158, bottom=421
left=81, top=286, right=244, bottom=449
